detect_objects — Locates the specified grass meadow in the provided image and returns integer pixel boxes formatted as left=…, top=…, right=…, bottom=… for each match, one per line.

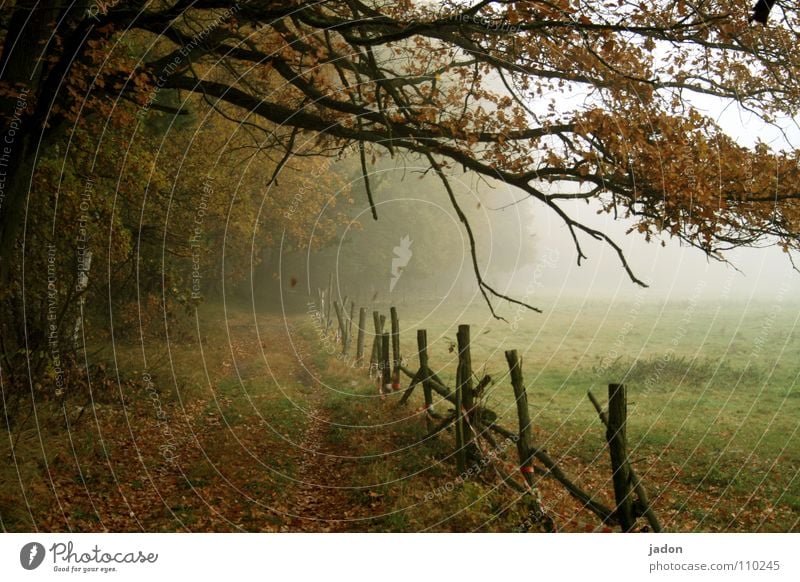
left=382, top=297, right=800, bottom=530
left=3, top=298, right=797, bottom=532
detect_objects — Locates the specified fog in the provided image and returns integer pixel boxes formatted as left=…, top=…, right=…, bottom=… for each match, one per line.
left=516, top=198, right=800, bottom=302
left=270, top=155, right=800, bottom=312
left=265, top=68, right=800, bottom=313
left=517, top=93, right=800, bottom=304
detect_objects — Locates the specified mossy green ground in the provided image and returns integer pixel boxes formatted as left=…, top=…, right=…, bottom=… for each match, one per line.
left=2, top=299, right=797, bottom=531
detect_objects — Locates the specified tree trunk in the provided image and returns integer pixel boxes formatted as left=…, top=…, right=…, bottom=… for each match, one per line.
left=0, top=1, right=77, bottom=285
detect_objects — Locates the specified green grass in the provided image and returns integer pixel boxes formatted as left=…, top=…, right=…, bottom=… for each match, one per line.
left=5, top=298, right=797, bottom=532
left=0, top=302, right=316, bottom=532
left=380, top=298, right=800, bottom=530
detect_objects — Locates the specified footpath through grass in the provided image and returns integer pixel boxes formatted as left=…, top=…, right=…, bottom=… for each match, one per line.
left=2, top=300, right=797, bottom=532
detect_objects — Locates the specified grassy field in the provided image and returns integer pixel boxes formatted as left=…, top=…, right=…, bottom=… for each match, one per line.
left=0, top=305, right=317, bottom=531
left=2, top=298, right=798, bottom=532
left=380, top=297, right=800, bottom=531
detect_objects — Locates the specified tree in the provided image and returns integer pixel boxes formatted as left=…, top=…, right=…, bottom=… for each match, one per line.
left=750, top=0, right=777, bottom=24
left=2, top=0, right=800, bottom=324
left=0, top=7, right=352, bottom=403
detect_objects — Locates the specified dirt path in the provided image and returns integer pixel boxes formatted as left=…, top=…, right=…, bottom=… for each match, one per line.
left=1, top=311, right=394, bottom=532
left=276, top=324, right=383, bottom=532
left=279, top=398, right=349, bottom=531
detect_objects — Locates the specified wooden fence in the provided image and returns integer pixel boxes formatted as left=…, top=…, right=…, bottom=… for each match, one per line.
left=314, top=290, right=661, bottom=533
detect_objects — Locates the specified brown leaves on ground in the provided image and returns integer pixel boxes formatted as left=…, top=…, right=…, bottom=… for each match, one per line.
left=3, top=312, right=795, bottom=532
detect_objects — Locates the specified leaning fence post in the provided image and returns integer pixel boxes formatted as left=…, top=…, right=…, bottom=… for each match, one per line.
left=607, top=383, right=635, bottom=532
left=348, top=301, right=355, bottom=338
left=370, top=311, right=381, bottom=373
left=505, top=350, right=551, bottom=530
left=505, top=350, right=534, bottom=482
left=345, top=301, right=355, bottom=356
left=378, top=314, right=386, bottom=366
left=333, top=301, right=347, bottom=353
left=325, top=273, right=333, bottom=332
left=454, top=361, right=467, bottom=473
left=397, top=329, right=431, bottom=410
left=418, top=330, right=434, bottom=433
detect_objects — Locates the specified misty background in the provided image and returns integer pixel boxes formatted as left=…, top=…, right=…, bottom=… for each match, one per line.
left=255, top=152, right=800, bottom=315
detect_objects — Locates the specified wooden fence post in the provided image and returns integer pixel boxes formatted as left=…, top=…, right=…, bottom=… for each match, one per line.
left=397, top=329, right=436, bottom=430
left=370, top=311, right=381, bottom=373
left=356, top=307, right=367, bottom=366
left=457, top=325, right=474, bottom=452
left=588, top=390, right=662, bottom=532
left=505, top=350, right=533, bottom=479
left=325, top=273, right=333, bottom=333
left=345, top=301, right=355, bottom=356
left=333, top=300, right=341, bottom=339
left=333, top=301, right=347, bottom=353
left=348, top=301, right=355, bottom=337
left=377, top=315, right=386, bottom=375
left=390, top=306, right=401, bottom=390
left=381, top=333, right=391, bottom=395
left=607, top=383, right=635, bottom=532
left=454, top=361, right=467, bottom=473
left=505, top=350, right=551, bottom=530
left=418, top=330, right=434, bottom=433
